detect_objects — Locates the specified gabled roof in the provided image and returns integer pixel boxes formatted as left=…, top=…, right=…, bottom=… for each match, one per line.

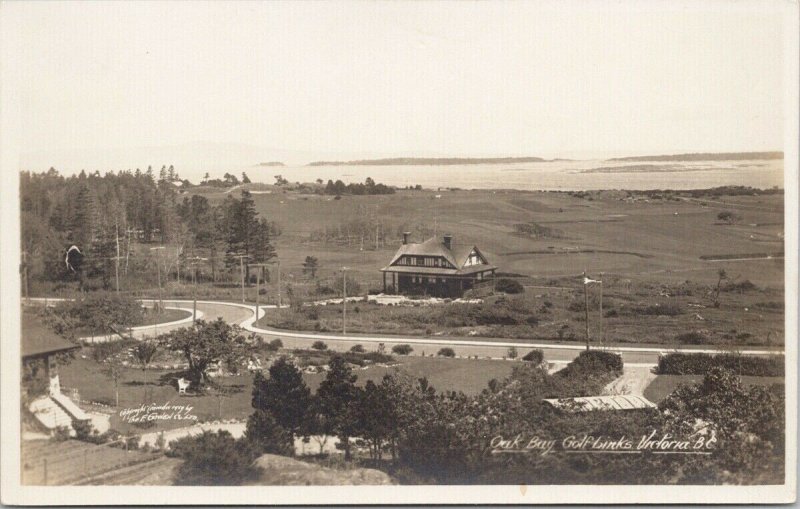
left=387, top=236, right=489, bottom=268
left=21, top=311, right=80, bottom=359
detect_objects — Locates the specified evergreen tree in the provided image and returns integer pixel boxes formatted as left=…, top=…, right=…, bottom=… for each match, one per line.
left=315, top=355, right=362, bottom=460
left=251, top=357, right=311, bottom=440
left=241, top=172, right=251, bottom=184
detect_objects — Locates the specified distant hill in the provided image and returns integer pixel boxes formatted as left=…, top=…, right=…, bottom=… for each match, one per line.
left=307, top=156, right=549, bottom=166
left=608, top=151, right=783, bottom=162
left=256, top=161, right=285, bottom=167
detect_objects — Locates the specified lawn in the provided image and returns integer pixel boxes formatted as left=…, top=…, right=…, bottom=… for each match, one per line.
left=643, top=374, right=784, bottom=403
left=58, top=349, right=516, bottom=435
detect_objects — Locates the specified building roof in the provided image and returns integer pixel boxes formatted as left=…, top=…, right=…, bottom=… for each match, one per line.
left=21, top=311, right=80, bottom=359
left=542, top=395, right=657, bottom=412
left=380, top=264, right=496, bottom=276
left=383, top=236, right=496, bottom=275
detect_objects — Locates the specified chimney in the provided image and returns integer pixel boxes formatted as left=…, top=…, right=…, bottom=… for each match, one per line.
left=402, top=232, right=411, bottom=245
left=443, top=234, right=453, bottom=250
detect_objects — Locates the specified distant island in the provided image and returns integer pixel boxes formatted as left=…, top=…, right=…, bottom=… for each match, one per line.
left=608, top=151, right=783, bottom=162
left=256, top=161, right=285, bottom=167
left=307, top=156, right=551, bottom=166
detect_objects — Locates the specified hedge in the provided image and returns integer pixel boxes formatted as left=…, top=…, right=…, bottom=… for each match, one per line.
left=656, top=352, right=784, bottom=376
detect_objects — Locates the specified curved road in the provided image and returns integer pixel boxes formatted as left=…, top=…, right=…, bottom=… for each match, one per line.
left=159, top=299, right=782, bottom=366
left=26, top=297, right=782, bottom=365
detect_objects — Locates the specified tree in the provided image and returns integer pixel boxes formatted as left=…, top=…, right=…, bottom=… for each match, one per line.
left=171, top=430, right=260, bottom=485
left=133, top=340, right=159, bottom=402
left=158, top=319, right=253, bottom=387
left=251, top=357, right=311, bottom=440
left=202, top=172, right=210, bottom=184
left=392, top=344, right=413, bottom=355
left=357, top=380, right=393, bottom=460
left=241, top=172, right=251, bottom=184
left=506, top=346, right=518, bottom=359
left=244, top=410, right=294, bottom=456
left=437, top=347, right=456, bottom=357
left=717, top=211, right=742, bottom=224
left=350, top=344, right=365, bottom=353
left=302, top=256, right=319, bottom=278
left=315, top=355, right=362, bottom=460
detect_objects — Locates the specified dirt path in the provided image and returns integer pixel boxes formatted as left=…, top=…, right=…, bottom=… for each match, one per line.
left=602, top=366, right=657, bottom=396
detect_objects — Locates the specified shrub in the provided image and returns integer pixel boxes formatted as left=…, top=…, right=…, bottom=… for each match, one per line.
left=392, top=344, right=414, bottom=355
left=656, top=353, right=784, bottom=376
left=269, top=338, right=283, bottom=350
left=522, top=349, right=544, bottom=364
left=311, top=340, right=328, bottom=351
left=495, top=278, right=524, bottom=294
left=675, top=331, right=707, bottom=344
left=632, top=303, right=682, bottom=316
left=437, top=347, right=456, bottom=358
left=171, top=430, right=261, bottom=485
left=91, top=339, right=137, bottom=363
left=507, top=347, right=518, bottom=359
left=349, top=344, right=365, bottom=353
left=722, top=280, right=758, bottom=293
left=559, top=350, right=623, bottom=377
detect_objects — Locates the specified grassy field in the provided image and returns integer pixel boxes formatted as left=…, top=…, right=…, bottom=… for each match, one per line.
left=58, top=348, right=514, bottom=435
left=643, top=373, right=784, bottom=402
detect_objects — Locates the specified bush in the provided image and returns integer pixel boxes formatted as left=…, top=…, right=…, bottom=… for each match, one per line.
left=171, top=430, right=261, bottom=485
left=558, top=350, right=623, bottom=378
left=91, top=339, right=137, bottom=363
left=631, top=303, right=683, bottom=316
left=392, top=344, right=414, bottom=355
left=722, top=280, right=758, bottom=293
left=675, top=331, right=707, bottom=344
left=522, top=349, right=544, bottom=364
left=311, top=340, right=328, bottom=351
left=349, top=344, right=365, bottom=353
left=495, top=278, right=524, bottom=294
left=437, top=347, right=456, bottom=358
left=656, top=353, right=784, bottom=376
left=269, top=338, right=283, bottom=350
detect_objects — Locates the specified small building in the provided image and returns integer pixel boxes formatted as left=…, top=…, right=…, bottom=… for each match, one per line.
left=22, top=312, right=100, bottom=436
left=542, top=395, right=657, bottom=412
left=380, top=233, right=497, bottom=298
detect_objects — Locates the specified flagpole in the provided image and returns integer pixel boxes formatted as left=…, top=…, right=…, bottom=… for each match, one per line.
left=583, top=271, right=590, bottom=351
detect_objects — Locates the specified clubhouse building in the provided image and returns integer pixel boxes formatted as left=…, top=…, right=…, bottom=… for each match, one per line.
left=380, top=233, right=497, bottom=298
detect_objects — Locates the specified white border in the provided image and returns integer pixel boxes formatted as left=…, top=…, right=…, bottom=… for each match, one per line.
left=1, top=0, right=797, bottom=504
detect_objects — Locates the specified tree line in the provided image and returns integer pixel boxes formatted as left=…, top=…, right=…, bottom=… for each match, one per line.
left=20, top=168, right=277, bottom=291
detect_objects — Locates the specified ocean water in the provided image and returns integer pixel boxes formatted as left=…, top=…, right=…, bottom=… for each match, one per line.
left=249, top=158, right=784, bottom=191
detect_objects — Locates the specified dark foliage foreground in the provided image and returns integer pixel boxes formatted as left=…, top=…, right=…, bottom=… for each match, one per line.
left=173, top=349, right=783, bottom=486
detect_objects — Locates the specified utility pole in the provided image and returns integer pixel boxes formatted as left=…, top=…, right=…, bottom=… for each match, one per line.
left=276, top=260, right=281, bottom=308
left=342, top=267, right=349, bottom=335
left=21, top=250, right=29, bottom=304
left=188, top=256, right=207, bottom=322
left=250, top=263, right=271, bottom=322
left=229, top=254, right=251, bottom=303
left=583, top=271, right=590, bottom=351
left=599, top=272, right=604, bottom=345
left=115, top=222, right=120, bottom=293
left=150, top=246, right=165, bottom=312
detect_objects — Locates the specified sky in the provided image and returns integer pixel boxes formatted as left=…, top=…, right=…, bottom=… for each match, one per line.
left=1, top=0, right=791, bottom=170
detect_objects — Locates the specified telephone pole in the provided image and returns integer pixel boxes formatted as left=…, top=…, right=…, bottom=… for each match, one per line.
left=583, top=272, right=590, bottom=351
left=115, top=222, right=120, bottom=293
left=599, top=272, right=604, bottom=345
left=188, top=256, right=208, bottom=322
left=230, top=254, right=250, bottom=303
left=250, top=263, right=271, bottom=322
left=150, top=246, right=165, bottom=311
left=342, top=267, right=349, bottom=335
